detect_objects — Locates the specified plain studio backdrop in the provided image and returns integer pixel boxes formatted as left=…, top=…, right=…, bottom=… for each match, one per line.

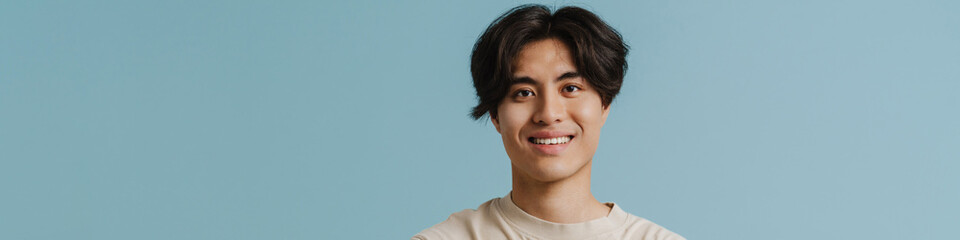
left=1, top=0, right=957, bottom=239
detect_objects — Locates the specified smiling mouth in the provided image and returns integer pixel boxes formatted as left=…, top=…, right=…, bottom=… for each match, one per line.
left=528, top=136, right=574, bottom=145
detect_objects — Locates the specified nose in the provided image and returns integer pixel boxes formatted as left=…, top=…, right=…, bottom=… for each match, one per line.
left=532, top=91, right=564, bottom=125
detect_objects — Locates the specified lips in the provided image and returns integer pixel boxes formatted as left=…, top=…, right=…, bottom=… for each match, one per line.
left=526, top=131, right=575, bottom=155
left=528, top=135, right=573, bottom=145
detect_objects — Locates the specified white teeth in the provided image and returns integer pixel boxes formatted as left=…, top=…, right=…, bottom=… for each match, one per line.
left=532, top=136, right=571, bottom=145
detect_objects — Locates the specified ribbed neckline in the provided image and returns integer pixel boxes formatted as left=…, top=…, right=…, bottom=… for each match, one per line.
left=495, top=192, right=628, bottom=240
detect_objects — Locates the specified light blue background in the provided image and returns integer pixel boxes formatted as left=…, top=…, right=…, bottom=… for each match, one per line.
left=1, top=0, right=958, bottom=239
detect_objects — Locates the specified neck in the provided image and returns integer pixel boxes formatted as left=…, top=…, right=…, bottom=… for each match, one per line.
left=510, top=160, right=611, bottom=223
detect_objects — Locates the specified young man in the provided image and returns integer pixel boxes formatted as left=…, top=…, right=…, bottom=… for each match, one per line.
left=414, top=5, right=684, bottom=240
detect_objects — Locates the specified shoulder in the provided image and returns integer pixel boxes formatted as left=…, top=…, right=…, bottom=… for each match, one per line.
left=412, top=198, right=503, bottom=240
left=619, top=214, right=686, bottom=240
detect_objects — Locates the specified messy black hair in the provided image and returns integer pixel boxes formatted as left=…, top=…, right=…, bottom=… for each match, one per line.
left=470, top=4, right=629, bottom=120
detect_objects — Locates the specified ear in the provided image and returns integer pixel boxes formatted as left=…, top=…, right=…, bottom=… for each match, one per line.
left=491, top=114, right=502, bottom=134
left=600, top=105, right=610, bottom=126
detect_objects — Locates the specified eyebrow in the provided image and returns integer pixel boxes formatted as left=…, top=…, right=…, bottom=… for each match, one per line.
left=511, top=71, right=581, bottom=86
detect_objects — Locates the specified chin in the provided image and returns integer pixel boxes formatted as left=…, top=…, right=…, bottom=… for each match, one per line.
left=513, top=156, right=589, bottom=183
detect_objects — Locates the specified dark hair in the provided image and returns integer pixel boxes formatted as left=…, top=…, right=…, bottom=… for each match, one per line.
left=470, top=4, right=629, bottom=120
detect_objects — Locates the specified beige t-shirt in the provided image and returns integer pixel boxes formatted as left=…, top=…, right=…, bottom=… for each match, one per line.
left=413, top=193, right=685, bottom=240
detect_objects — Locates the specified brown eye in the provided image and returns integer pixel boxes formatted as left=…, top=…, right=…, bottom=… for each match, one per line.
left=515, top=90, right=534, bottom=97
left=563, top=85, right=581, bottom=92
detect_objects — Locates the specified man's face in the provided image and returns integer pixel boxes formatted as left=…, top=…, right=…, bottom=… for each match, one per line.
left=492, top=38, right=610, bottom=182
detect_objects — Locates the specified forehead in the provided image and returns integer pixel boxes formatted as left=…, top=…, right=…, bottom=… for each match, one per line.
left=512, top=38, right=576, bottom=77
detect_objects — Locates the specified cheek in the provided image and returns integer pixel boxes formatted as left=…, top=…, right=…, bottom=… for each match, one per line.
left=497, top=103, right=532, bottom=137
left=569, top=98, right=605, bottom=129
left=569, top=96, right=606, bottom=156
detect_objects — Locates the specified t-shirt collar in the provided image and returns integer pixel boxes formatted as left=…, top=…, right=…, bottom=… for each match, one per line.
left=495, top=191, right=629, bottom=239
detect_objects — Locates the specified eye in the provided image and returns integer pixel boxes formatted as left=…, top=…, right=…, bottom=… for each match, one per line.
left=515, top=89, right=534, bottom=97
left=562, top=85, right=581, bottom=92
